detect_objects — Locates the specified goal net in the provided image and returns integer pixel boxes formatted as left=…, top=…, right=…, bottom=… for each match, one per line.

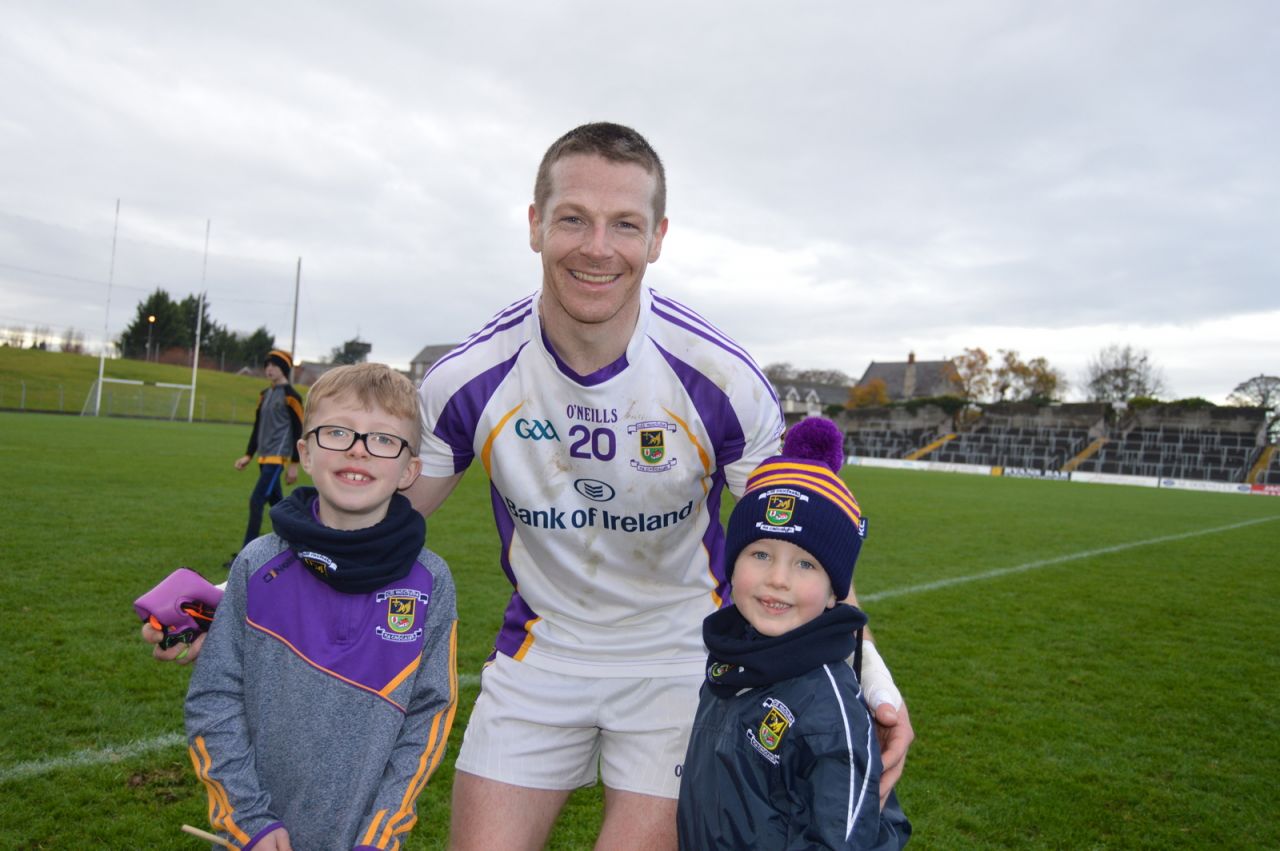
left=82, top=378, right=193, bottom=420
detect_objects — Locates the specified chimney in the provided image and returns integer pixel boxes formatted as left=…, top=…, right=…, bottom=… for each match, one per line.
left=907, top=351, right=916, bottom=364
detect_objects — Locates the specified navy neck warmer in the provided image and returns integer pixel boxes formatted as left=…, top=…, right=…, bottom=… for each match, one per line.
left=702, top=603, right=867, bottom=697
left=268, top=487, right=425, bottom=594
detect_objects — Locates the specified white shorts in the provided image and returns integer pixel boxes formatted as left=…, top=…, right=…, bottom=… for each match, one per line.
left=454, top=653, right=702, bottom=799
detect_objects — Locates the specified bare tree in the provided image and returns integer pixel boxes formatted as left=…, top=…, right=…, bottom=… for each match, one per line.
left=763, top=362, right=796, bottom=383
left=1083, top=344, right=1167, bottom=402
left=60, top=327, right=86, bottom=354
left=794, top=368, right=851, bottom=386
left=1228, top=375, right=1280, bottom=439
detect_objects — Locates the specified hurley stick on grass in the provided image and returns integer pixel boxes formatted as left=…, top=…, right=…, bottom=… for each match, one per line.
left=181, top=823, right=235, bottom=849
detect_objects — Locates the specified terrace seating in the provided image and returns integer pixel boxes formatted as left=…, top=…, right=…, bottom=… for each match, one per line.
left=845, top=426, right=935, bottom=460
left=1072, top=426, right=1263, bottom=482
left=927, top=423, right=1090, bottom=471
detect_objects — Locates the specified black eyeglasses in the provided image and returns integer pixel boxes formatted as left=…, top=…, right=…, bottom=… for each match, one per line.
left=306, top=425, right=413, bottom=458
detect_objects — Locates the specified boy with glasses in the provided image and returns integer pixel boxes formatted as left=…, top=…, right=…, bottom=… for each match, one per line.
left=185, top=363, right=458, bottom=851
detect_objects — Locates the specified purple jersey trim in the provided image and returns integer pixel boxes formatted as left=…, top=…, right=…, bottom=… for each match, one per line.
left=423, top=295, right=535, bottom=381
left=434, top=346, right=527, bottom=474
left=540, top=324, right=630, bottom=386
left=650, top=292, right=781, bottom=410
left=487, top=481, right=541, bottom=660
left=244, top=550, right=436, bottom=711
left=654, top=341, right=749, bottom=470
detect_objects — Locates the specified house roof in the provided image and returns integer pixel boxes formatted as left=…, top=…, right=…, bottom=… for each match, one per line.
left=857, top=358, right=957, bottom=400
left=410, top=343, right=459, bottom=366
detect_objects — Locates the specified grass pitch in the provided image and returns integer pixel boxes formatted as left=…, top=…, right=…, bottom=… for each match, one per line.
left=1, top=412, right=1277, bottom=849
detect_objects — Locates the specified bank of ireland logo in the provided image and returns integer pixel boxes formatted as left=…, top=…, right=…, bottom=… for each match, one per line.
left=573, top=478, right=616, bottom=502
left=387, top=595, right=416, bottom=633
left=765, top=494, right=795, bottom=526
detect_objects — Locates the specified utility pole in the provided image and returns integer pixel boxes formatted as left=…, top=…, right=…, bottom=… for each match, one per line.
left=291, top=257, right=301, bottom=360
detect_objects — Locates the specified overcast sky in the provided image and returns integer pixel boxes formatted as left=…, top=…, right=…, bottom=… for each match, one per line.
left=2, top=1, right=1275, bottom=403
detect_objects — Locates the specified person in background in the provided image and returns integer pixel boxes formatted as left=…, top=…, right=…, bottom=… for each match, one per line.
left=234, top=349, right=303, bottom=552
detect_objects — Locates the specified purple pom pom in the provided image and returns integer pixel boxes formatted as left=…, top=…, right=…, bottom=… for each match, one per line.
left=782, top=417, right=846, bottom=473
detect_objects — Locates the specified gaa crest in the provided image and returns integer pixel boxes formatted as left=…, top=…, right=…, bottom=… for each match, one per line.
left=758, top=706, right=790, bottom=751
left=640, top=429, right=665, bottom=464
left=387, top=595, right=416, bottom=633
left=765, top=494, right=795, bottom=526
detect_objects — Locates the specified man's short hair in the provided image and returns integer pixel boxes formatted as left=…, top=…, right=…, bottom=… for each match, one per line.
left=533, top=122, right=667, bottom=225
left=302, top=363, right=423, bottom=453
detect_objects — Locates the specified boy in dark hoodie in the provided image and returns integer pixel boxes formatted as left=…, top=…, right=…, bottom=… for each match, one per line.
left=676, top=417, right=910, bottom=850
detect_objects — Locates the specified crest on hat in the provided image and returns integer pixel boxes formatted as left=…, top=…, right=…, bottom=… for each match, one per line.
left=765, top=494, right=795, bottom=526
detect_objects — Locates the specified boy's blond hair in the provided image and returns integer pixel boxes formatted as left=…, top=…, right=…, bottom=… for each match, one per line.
left=302, top=363, right=423, bottom=453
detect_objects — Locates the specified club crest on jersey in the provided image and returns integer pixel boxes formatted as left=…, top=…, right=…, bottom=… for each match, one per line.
left=298, top=550, right=338, bottom=578
left=375, top=588, right=428, bottom=643
left=386, top=595, right=416, bottom=633
left=758, top=698, right=795, bottom=752
left=628, top=420, right=678, bottom=473
left=765, top=494, right=795, bottom=526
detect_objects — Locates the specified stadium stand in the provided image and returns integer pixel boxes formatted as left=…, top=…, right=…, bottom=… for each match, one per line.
left=837, top=401, right=1274, bottom=484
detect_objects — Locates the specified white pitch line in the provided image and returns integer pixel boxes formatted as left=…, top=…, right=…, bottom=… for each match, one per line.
left=0, top=673, right=484, bottom=783
left=861, top=515, right=1279, bottom=604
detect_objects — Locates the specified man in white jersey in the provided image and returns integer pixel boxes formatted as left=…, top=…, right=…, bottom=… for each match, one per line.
left=407, top=123, right=914, bottom=850
left=141, top=121, right=913, bottom=848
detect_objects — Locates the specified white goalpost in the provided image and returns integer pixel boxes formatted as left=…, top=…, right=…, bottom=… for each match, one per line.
left=82, top=378, right=195, bottom=420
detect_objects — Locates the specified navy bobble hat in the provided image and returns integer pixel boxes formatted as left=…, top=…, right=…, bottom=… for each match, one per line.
left=724, top=417, right=866, bottom=600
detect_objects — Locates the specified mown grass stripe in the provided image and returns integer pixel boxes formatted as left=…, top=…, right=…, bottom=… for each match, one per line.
left=861, top=515, right=1279, bottom=603
left=0, top=673, right=485, bottom=782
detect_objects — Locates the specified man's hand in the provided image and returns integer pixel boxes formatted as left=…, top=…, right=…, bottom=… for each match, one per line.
left=874, top=698, right=914, bottom=808
left=141, top=622, right=205, bottom=664
left=285, top=463, right=299, bottom=485
left=234, top=454, right=252, bottom=471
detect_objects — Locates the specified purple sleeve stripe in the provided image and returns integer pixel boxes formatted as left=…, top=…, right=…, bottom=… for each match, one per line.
left=650, top=300, right=780, bottom=409
left=434, top=345, right=525, bottom=474
left=423, top=296, right=534, bottom=381
left=655, top=342, right=748, bottom=472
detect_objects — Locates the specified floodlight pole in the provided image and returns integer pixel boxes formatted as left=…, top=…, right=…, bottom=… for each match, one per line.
left=94, top=199, right=121, bottom=417
left=290, top=257, right=301, bottom=361
left=189, top=220, right=210, bottom=423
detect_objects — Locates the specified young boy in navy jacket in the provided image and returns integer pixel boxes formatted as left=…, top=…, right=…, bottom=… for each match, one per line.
left=676, top=417, right=910, bottom=849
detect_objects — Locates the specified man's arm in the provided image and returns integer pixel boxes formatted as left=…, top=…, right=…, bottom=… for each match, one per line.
left=841, top=589, right=914, bottom=809
left=405, top=472, right=465, bottom=519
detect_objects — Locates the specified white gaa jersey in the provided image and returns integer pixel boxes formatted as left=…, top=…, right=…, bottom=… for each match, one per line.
left=418, top=287, right=783, bottom=677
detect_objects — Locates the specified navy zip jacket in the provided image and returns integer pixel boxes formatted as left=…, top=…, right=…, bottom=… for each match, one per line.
left=677, top=604, right=910, bottom=849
